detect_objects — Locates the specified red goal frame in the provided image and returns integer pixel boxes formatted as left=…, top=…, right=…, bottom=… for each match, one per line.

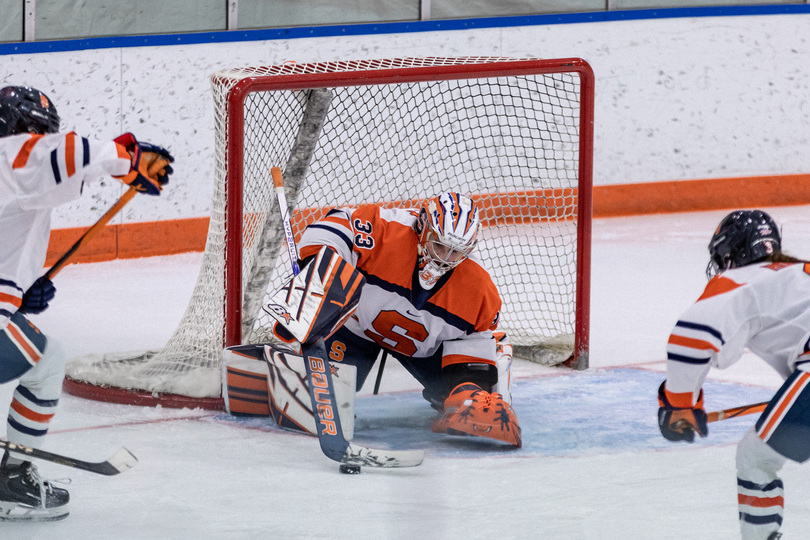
left=223, top=58, right=594, bottom=369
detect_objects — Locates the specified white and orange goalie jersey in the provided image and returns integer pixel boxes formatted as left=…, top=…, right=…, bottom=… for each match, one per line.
left=0, top=132, right=131, bottom=326
left=665, top=261, right=810, bottom=405
left=297, top=204, right=502, bottom=368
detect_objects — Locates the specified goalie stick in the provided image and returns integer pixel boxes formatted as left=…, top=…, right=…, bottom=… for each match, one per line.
left=302, top=338, right=424, bottom=468
left=0, top=439, right=137, bottom=476
left=271, top=166, right=424, bottom=469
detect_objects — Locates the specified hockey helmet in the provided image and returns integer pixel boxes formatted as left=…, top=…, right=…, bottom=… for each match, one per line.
left=415, top=192, right=480, bottom=288
left=0, top=86, right=60, bottom=137
left=706, top=209, right=781, bottom=278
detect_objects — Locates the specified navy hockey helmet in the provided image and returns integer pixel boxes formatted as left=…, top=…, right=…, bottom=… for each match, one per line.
left=0, top=86, right=60, bottom=137
left=706, top=209, right=781, bottom=278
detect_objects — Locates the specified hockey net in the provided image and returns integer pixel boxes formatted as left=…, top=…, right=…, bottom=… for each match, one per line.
left=64, top=56, right=594, bottom=409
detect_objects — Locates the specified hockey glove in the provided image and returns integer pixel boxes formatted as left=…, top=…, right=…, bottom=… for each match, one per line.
left=657, top=381, right=708, bottom=443
left=113, top=133, right=174, bottom=196
left=19, top=276, right=56, bottom=315
left=432, top=383, right=522, bottom=447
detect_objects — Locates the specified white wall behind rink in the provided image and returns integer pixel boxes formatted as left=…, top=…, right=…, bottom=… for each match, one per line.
left=1, top=13, right=808, bottom=229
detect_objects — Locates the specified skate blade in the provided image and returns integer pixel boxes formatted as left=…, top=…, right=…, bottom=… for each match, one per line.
left=0, top=501, right=69, bottom=522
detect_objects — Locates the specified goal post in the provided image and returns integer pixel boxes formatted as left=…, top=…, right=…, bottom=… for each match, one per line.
left=63, top=56, right=594, bottom=409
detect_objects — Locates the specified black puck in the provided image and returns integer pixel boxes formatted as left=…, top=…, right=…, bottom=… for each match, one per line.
left=339, top=464, right=361, bottom=475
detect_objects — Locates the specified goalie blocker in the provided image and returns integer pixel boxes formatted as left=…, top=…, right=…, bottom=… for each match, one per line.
left=223, top=246, right=364, bottom=436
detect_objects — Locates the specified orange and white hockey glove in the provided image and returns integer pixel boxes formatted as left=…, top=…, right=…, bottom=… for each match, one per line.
left=113, top=132, right=174, bottom=195
left=432, top=383, right=522, bottom=447
left=657, top=381, right=708, bottom=443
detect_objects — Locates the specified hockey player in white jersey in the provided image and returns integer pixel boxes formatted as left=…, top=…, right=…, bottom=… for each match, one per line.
left=658, top=209, right=810, bottom=540
left=269, top=192, right=520, bottom=447
left=0, top=86, right=173, bottom=521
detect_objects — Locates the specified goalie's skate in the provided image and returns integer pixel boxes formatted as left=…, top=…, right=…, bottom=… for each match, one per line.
left=433, top=383, right=522, bottom=447
left=0, top=459, right=69, bottom=522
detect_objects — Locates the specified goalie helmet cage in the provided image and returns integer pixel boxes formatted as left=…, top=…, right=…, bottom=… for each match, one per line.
left=63, top=56, right=594, bottom=409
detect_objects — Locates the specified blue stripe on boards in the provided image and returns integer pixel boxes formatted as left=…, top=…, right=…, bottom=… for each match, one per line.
left=3, top=5, right=810, bottom=56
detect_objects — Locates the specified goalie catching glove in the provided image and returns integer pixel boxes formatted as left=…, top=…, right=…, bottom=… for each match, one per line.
left=433, top=383, right=522, bottom=447
left=657, top=381, right=708, bottom=442
left=113, top=132, right=174, bottom=195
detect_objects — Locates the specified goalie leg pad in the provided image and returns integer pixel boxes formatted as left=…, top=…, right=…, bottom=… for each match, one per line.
left=264, top=346, right=357, bottom=439
left=222, top=345, right=271, bottom=417
left=223, top=344, right=357, bottom=438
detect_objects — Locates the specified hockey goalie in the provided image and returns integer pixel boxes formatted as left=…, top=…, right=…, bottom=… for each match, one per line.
left=223, top=192, right=520, bottom=448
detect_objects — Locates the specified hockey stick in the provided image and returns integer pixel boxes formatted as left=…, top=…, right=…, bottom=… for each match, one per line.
left=45, top=186, right=138, bottom=280
left=272, top=166, right=424, bottom=469
left=707, top=401, right=769, bottom=423
left=302, top=338, right=424, bottom=468
left=271, top=167, right=300, bottom=277
left=0, top=439, right=137, bottom=476
left=373, top=351, right=388, bottom=395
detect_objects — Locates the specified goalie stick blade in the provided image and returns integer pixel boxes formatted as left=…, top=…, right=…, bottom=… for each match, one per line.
left=0, top=440, right=137, bottom=476
left=342, top=443, right=424, bottom=468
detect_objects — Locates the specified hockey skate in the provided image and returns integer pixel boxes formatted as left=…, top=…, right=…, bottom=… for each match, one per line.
left=0, top=456, right=69, bottom=522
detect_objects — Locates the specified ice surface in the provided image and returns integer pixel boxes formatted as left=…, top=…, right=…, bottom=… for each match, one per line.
left=2, top=206, right=810, bottom=539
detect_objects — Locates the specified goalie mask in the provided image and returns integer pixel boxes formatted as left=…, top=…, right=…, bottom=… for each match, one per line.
left=415, top=192, right=480, bottom=289
left=0, top=86, right=60, bottom=137
left=706, top=209, right=781, bottom=279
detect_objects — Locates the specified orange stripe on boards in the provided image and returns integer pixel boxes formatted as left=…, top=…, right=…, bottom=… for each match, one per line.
left=43, top=174, right=810, bottom=265
left=593, top=173, right=810, bottom=217
left=45, top=216, right=209, bottom=267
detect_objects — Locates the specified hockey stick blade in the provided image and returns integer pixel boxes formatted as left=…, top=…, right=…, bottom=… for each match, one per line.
left=0, top=440, right=137, bottom=476
left=342, top=443, right=424, bottom=468
left=302, top=338, right=424, bottom=469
